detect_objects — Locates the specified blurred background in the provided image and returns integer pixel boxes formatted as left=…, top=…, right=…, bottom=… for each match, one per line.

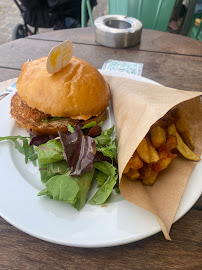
left=0, top=0, right=107, bottom=45
left=0, top=0, right=201, bottom=45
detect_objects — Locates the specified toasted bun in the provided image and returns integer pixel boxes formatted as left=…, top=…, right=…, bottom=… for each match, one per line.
left=16, top=56, right=110, bottom=120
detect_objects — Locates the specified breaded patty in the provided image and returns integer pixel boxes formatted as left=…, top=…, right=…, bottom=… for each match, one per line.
left=10, top=93, right=107, bottom=135
left=10, top=93, right=81, bottom=135
left=11, top=93, right=51, bottom=121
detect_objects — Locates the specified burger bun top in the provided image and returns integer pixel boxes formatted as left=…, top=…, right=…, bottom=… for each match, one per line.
left=16, top=56, right=110, bottom=120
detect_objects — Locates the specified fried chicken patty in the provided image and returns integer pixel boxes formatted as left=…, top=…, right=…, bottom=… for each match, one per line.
left=10, top=93, right=107, bottom=135
left=10, top=93, right=82, bottom=135
left=11, top=93, right=51, bottom=121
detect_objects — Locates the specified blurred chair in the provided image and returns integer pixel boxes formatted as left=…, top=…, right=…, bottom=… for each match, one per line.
left=108, top=0, right=176, bottom=31
left=81, top=0, right=95, bottom=27
left=81, top=0, right=176, bottom=31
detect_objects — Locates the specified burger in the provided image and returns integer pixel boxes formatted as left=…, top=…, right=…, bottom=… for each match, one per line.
left=10, top=56, right=110, bottom=135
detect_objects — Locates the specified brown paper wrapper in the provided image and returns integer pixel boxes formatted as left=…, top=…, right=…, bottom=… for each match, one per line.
left=104, top=75, right=202, bottom=240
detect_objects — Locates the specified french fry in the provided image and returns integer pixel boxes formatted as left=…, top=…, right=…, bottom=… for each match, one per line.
left=123, top=163, right=130, bottom=174
left=136, top=137, right=151, bottom=163
left=146, top=137, right=160, bottom=163
left=171, top=108, right=194, bottom=150
left=152, top=151, right=177, bottom=172
left=158, top=135, right=177, bottom=152
left=124, top=108, right=200, bottom=186
left=168, top=124, right=200, bottom=161
left=128, top=152, right=143, bottom=170
left=139, top=163, right=151, bottom=179
left=151, top=126, right=166, bottom=148
left=142, top=170, right=158, bottom=186
left=126, top=168, right=140, bottom=180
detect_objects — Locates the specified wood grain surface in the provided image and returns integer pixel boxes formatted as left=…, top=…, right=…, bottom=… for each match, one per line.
left=0, top=209, right=201, bottom=270
left=0, top=39, right=202, bottom=92
left=0, top=28, right=201, bottom=270
left=28, top=28, right=202, bottom=56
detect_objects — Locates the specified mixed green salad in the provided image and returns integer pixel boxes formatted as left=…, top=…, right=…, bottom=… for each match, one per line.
left=0, top=121, right=119, bottom=210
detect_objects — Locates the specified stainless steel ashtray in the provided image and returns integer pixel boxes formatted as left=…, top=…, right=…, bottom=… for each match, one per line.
left=95, top=15, right=143, bottom=48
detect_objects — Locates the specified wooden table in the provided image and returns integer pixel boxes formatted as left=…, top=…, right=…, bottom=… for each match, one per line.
left=0, top=28, right=202, bottom=270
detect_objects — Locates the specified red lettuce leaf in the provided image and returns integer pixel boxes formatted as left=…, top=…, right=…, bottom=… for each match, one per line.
left=58, top=126, right=96, bottom=176
left=94, top=151, right=113, bottom=163
left=29, top=130, right=57, bottom=146
left=88, top=123, right=101, bottom=137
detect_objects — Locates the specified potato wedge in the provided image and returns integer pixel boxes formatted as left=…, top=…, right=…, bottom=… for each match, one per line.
left=151, top=126, right=166, bottom=148
left=128, top=152, right=143, bottom=170
left=136, top=137, right=151, bottom=163
left=168, top=124, right=200, bottom=161
left=152, top=151, right=177, bottom=172
left=139, top=163, right=151, bottom=179
left=142, top=170, right=158, bottom=186
left=172, top=108, right=194, bottom=150
left=123, top=163, right=130, bottom=174
left=158, top=135, right=177, bottom=152
left=146, top=137, right=160, bottom=163
left=126, top=169, right=140, bottom=180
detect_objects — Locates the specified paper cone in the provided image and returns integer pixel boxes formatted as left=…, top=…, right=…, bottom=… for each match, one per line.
left=104, top=75, right=202, bottom=239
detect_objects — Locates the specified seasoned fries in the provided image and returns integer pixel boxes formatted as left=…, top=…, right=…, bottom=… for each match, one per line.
left=126, top=169, right=140, bottom=180
left=142, top=170, right=158, bottom=186
left=123, top=107, right=200, bottom=185
left=139, top=164, right=151, bottom=179
left=171, top=108, right=194, bottom=150
left=136, top=137, right=151, bottom=163
left=168, top=124, right=200, bottom=161
left=152, top=151, right=177, bottom=172
left=151, top=126, right=166, bottom=148
left=128, top=152, right=143, bottom=170
left=146, top=137, right=160, bottom=163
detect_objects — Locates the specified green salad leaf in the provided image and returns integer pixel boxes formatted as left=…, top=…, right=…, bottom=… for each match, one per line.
left=81, top=121, right=96, bottom=129
left=29, top=146, right=38, bottom=166
left=47, top=160, right=70, bottom=176
left=39, top=161, right=69, bottom=182
left=72, top=170, right=94, bottom=210
left=94, top=126, right=117, bottom=161
left=95, top=134, right=111, bottom=146
left=89, top=174, right=117, bottom=205
left=36, top=139, right=64, bottom=164
left=102, top=126, right=114, bottom=137
left=94, top=161, right=116, bottom=177
left=39, top=163, right=52, bottom=183
left=41, top=117, right=66, bottom=123
left=96, top=170, right=107, bottom=187
left=38, top=171, right=94, bottom=209
left=67, top=124, right=75, bottom=133
left=89, top=161, right=118, bottom=205
left=0, top=135, right=37, bottom=166
left=38, top=175, right=80, bottom=204
left=81, top=121, right=103, bottom=130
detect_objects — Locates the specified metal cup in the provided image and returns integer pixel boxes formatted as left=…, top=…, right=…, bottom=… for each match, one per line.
left=95, top=15, right=143, bottom=48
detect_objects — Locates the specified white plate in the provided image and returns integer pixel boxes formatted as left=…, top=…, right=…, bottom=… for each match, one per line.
left=0, top=71, right=201, bottom=248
